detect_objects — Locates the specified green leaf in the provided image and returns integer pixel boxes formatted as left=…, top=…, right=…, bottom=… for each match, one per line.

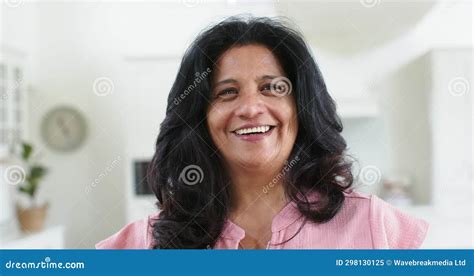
left=30, top=166, right=47, bottom=179
left=30, top=181, right=38, bottom=198
left=22, top=143, right=33, bottom=161
left=18, top=186, right=34, bottom=198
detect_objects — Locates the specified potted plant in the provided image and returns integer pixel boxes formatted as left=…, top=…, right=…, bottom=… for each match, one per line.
left=16, top=142, right=49, bottom=232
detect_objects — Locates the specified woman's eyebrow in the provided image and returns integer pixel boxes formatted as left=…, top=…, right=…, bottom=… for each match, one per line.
left=213, top=78, right=238, bottom=87
left=213, top=75, right=279, bottom=88
left=258, top=75, right=278, bottom=81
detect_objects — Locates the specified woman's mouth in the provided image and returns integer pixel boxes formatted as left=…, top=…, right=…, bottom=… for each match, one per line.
left=232, top=125, right=275, bottom=142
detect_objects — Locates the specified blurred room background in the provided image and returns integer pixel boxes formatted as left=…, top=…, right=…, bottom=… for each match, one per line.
left=0, top=0, right=472, bottom=249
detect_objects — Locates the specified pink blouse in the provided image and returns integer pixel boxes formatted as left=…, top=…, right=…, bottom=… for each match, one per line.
left=95, top=191, right=429, bottom=249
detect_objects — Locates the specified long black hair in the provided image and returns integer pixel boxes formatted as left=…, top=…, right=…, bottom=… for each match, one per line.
left=147, top=15, right=353, bottom=249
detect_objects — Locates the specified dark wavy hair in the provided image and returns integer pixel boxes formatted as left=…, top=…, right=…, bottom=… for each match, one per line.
left=147, top=15, right=353, bottom=249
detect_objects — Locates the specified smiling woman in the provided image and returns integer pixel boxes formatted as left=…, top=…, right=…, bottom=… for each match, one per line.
left=96, top=15, right=428, bottom=250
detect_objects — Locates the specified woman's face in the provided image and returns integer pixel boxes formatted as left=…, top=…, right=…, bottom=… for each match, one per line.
left=207, top=44, right=298, bottom=172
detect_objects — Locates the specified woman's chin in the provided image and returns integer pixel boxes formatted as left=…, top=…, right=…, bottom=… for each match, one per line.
left=232, top=155, right=277, bottom=171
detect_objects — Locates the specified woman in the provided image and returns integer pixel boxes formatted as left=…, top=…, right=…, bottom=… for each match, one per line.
left=96, top=16, right=428, bottom=249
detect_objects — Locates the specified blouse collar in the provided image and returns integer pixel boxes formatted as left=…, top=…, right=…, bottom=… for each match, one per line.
left=220, top=192, right=319, bottom=240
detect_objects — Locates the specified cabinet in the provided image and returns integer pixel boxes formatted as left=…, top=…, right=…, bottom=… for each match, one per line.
left=0, top=46, right=29, bottom=224
left=382, top=48, right=472, bottom=247
left=0, top=224, right=65, bottom=249
left=0, top=46, right=28, bottom=157
left=383, top=48, right=471, bottom=206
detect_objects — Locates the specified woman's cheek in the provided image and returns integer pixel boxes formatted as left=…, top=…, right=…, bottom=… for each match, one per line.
left=206, top=111, right=218, bottom=142
left=208, top=106, right=228, bottom=142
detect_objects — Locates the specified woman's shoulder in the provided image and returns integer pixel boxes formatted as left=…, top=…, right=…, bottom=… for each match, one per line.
left=95, top=212, right=160, bottom=249
left=342, top=190, right=429, bottom=249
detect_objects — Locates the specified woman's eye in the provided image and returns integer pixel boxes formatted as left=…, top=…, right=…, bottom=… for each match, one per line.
left=217, top=88, right=238, bottom=98
left=261, top=83, right=272, bottom=93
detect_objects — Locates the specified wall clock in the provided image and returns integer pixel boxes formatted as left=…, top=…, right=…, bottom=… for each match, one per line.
left=40, top=106, right=87, bottom=152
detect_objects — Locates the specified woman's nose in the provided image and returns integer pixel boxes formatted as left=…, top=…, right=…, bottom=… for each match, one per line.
left=234, top=90, right=265, bottom=119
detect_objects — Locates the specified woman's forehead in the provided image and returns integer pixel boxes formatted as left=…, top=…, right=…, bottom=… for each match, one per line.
left=213, top=45, right=284, bottom=80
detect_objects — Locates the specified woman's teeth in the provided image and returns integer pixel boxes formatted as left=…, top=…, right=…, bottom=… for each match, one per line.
left=235, top=125, right=271, bottom=135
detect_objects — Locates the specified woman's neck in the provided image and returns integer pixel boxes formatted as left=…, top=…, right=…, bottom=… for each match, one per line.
left=227, top=166, right=289, bottom=219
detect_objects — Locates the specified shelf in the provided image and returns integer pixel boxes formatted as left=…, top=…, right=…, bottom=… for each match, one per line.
left=0, top=223, right=65, bottom=249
